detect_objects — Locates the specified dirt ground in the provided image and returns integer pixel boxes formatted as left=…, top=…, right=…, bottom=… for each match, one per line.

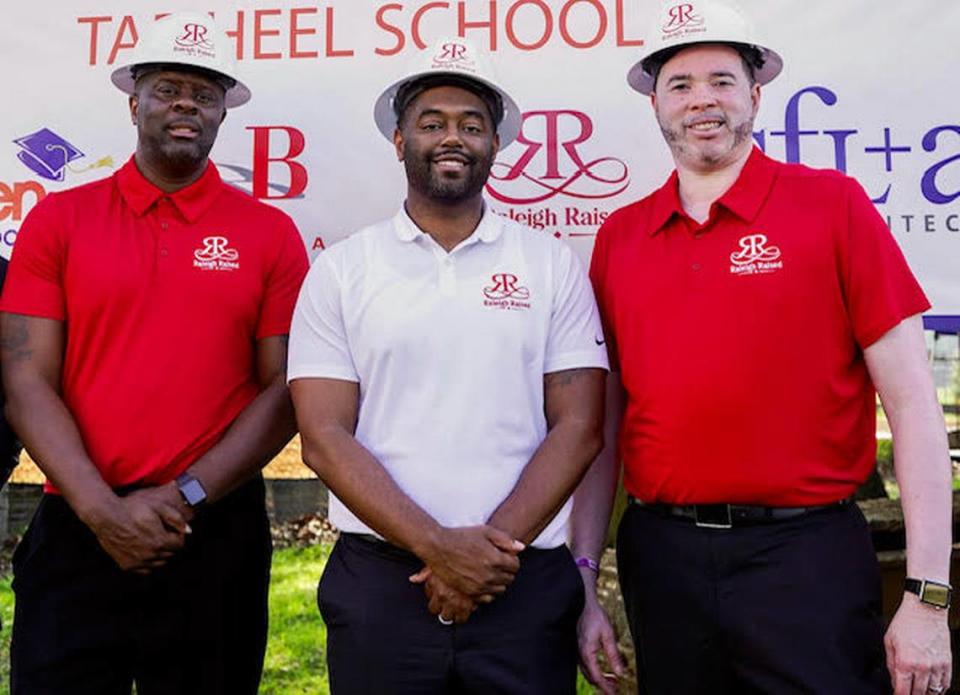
left=9, top=435, right=316, bottom=484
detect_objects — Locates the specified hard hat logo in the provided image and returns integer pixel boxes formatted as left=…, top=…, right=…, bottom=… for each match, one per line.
left=175, top=23, right=213, bottom=50
left=436, top=43, right=468, bottom=62
left=432, top=42, right=476, bottom=71
left=663, top=4, right=705, bottom=34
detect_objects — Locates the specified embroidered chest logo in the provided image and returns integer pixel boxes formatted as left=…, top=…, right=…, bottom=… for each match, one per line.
left=729, top=233, right=784, bottom=276
left=483, top=273, right=531, bottom=310
left=193, top=236, right=240, bottom=271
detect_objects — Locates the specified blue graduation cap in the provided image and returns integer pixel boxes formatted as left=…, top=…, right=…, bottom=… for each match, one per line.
left=13, top=128, right=85, bottom=182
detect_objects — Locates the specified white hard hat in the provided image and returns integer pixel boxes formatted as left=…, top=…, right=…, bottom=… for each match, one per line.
left=627, top=0, right=782, bottom=95
left=374, top=37, right=522, bottom=146
left=111, top=12, right=250, bottom=108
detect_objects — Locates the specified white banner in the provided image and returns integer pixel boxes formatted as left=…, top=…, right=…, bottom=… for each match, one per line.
left=3, top=2, right=958, bottom=322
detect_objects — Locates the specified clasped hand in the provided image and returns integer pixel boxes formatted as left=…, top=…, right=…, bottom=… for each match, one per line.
left=410, top=525, right=524, bottom=624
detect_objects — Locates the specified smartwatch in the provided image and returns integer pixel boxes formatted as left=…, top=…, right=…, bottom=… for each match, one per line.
left=904, top=577, right=952, bottom=610
left=175, top=473, right=208, bottom=509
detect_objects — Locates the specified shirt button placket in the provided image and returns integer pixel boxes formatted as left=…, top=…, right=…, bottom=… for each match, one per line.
left=438, top=256, right=456, bottom=296
left=689, top=231, right=707, bottom=292
left=157, top=199, right=171, bottom=262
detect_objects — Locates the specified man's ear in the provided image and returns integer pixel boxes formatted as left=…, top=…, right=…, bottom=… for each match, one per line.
left=129, top=95, right=139, bottom=126
left=393, top=127, right=404, bottom=162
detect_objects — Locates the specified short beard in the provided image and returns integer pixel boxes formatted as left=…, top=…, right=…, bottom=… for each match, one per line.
left=138, top=133, right=216, bottom=178
left=659, top=115, right=755, bottom=167
left=404, top=147, right=495, bottom=204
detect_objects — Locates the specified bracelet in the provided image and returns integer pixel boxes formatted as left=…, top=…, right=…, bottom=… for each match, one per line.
left=575, top=556, right=600, bottom=573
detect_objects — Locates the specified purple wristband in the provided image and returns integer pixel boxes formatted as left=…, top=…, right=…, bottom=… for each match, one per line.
left=575, top=556, right=600, bottom=573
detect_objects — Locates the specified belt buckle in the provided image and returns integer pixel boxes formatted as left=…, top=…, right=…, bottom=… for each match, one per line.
left=694, top=504, right=733, bottom=529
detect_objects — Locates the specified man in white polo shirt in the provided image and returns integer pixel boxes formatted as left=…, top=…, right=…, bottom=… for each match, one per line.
left=288, top=38, right=608, bottom=694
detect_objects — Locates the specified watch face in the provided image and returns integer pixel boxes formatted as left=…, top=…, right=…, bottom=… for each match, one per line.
left=922, top=582, right=952, bottom=608
left=180, top=478, right=207, bottom=506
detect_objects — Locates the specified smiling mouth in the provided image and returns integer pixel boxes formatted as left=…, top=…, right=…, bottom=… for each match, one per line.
left=431, top=154, right=473, bottom=172
left=167, top=124, right=200, bottom=139
left=686, top=119, right=726, bottom=135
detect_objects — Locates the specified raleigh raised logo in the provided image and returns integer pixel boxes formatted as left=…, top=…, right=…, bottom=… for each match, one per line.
left=483, top=273, right=531, bottom=310
left=487, top=110, right=629, bottom=205
left=176, top=23, right=213, bottom=49
left=193, top=236, right=239, bottom=271
left=174, top=22, right=215, bottom=59
left=432, top=42, right=474, bottom=70
left=729, top=233, right=783, bottom=276
left=663, top=4, right=705, bottom=34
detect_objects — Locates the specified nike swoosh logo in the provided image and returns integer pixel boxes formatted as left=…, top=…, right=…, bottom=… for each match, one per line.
left=595, top=337, right=606, bottom=346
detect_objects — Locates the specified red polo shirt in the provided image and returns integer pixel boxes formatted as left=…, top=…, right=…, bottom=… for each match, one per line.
left=591, top=148, right=929, bottom=506
left=1, top=157, right=308, bottom=490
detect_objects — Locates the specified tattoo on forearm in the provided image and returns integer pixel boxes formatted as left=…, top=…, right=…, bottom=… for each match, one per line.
left=0, top=316, right=33, bottom=362
left=544, top=368, right=594, bottom=390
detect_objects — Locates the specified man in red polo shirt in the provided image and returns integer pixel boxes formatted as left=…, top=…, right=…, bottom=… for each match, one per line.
left=572, top=2, right=953, bottom=694
left=0, top=12, right=307, bottom=695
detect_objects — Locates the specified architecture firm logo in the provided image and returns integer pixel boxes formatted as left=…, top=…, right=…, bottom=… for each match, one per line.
left=663, top=4, right=704, bottom=34
left=193, top=235, right=239, bottom=271
left=12, top=128, right=113, bottom=182
left=483, top=273, right=531, bottom=310
left=729, top=233, right=783, bottom=276
left=487, top=110, right=629, bottom=205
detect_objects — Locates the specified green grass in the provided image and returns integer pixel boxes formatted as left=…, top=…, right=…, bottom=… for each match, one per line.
left=261, top=543, right=332, bottom=694
left=0, top=544, right=598, bottom=694
left=0, top=573, right=11, bottom=690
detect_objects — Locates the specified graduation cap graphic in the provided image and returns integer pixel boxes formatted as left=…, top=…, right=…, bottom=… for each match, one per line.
left=13, top=128, right=85, bottom=182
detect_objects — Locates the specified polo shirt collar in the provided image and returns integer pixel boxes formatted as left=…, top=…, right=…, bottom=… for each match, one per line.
left=647, top=147, right=778, bottom=235
left=716, top=147, right=778, bottom=223
left=393, top=203, right=504, bottom=245
left=116, top=156, right=223, bottom=222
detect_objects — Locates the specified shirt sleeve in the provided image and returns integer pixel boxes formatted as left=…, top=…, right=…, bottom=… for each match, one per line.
left=255, top=213, right=309, bottom=340
left=839, top=177, right=930, bottom=348
left=287, top=249, right=359, bottom=383
left=0, top=194, right=67, bottom=320
left=543, top=242, right=609, bottom=374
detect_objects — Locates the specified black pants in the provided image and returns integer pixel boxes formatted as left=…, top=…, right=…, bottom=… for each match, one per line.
left=616, top=502, right=891, bottom=695
left=320, top=533, right=583, bottom=694
left=10, top=477, right=272, bottom=695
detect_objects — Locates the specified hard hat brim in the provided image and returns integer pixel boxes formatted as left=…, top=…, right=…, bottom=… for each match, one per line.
left=627, top=42, right=783, bottom=95
left=111, top=62, right=252, bottom=108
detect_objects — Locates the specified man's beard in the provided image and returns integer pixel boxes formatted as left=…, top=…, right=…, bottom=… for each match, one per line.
left=139, top=131, right=217, bottom=177
left=404, top=147, right=495, bottom=203
left=659, top=114, right=755, bottom=167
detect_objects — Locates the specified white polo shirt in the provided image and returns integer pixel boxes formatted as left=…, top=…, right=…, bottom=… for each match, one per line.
left=288, top=206, right=608, bottom=548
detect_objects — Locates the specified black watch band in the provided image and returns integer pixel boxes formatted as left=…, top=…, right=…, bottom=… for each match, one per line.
left=904, top=577, right=952, bottom=609
left=175, top=473, right=207, bottom=509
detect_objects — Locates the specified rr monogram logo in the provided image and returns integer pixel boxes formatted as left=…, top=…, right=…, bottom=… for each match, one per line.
left=194, top=236, right=239, bottom=262
left=663, top=4, right=704, bottom=33
left=436, top=42, right=468, bottom=62
left=486, top=110, right=629, bottom=204
left=483, top=273, right=530, bottom=300
left=729, top=234, right=781, bottom=266
left=176, top=23, right=212, bottom=48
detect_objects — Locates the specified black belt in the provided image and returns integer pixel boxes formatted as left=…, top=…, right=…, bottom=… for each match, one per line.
left=628, top=497, right=851, bottom=529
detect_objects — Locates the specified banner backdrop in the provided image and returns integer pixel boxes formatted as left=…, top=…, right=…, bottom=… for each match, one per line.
left=2, top=2, right=958, bottom=325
